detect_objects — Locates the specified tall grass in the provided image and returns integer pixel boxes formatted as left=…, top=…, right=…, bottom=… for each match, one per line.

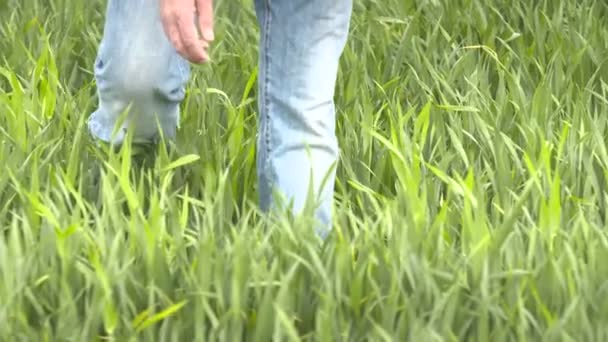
left=1, top=0, right=608, bottom=340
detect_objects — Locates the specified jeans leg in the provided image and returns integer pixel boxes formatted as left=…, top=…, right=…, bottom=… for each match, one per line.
left=254, top=0, right=353, bottom=237
left=88, top=0, right=190, bottom=145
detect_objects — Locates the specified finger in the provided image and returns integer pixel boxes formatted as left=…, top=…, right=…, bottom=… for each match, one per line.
left=160, top=3, right=209, bottom=64
left=176, top=12, right=209, bottom=63
left=167, top=21, right=185, bottom=56
left=196, top=0, right=214, bottom=42
left=161, top=8, right=187, bottom=56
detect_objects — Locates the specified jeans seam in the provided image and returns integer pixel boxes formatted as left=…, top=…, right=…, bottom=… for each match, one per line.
left=262, top=0, right=273, bottom=188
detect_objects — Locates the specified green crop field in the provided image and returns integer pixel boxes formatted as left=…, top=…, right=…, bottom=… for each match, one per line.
left=1, top=0, right=608, bottom=340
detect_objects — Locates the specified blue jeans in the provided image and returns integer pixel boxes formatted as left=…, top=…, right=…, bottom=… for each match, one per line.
left=88, top=0, right=352, bottom=237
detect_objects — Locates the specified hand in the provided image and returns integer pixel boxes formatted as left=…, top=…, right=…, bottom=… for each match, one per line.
left=160, top=0, right=214, bottom=64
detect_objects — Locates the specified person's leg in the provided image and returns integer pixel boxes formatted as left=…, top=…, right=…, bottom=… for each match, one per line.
left=88, top=0, right=190, bottom=146
left=254, top=0, right=353, bottom=237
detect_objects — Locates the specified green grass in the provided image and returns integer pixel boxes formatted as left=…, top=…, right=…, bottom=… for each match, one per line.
left=2, top=0, right=608, bottom=340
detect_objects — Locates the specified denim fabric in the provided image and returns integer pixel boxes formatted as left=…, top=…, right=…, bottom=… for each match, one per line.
left=88, top=0, right=190, bottom=144
left=89, top=0, right=352, bottom=237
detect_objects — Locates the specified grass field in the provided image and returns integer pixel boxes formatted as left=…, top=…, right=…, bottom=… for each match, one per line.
left=2, top=0, right=608, bottom=340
